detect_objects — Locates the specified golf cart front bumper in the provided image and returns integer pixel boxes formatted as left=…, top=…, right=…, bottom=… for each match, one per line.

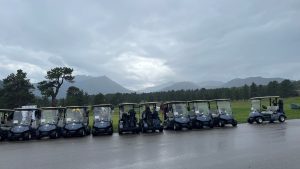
left=175, top=122, right=191, bottom=129
left=8, top=131, right=28, bottom=140
left=38, top=130, right=58, bottom=138
left=92, top=126, right=113, bottom=134
left=119, top=126, right=140, bottom=133
left=63, top=128, right=84, bottom=137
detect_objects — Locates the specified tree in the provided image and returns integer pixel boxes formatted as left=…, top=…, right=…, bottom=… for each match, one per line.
left=279, top=80, right=296, bottom=97
left=250, top=83, right=258, bottom=97
left=65, top=86, right=84, bottom=106
left=38, top=67, right=74, bottom=106
left=1, top=69, right=35, bottom=108
left=93, top=93, right=105, bottom=104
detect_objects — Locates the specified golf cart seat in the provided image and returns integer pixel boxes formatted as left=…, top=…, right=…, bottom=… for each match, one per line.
left=268, top=106, right=279, bottom=112
left=128, top=109, right=137, bottom=127
left=152, top=111, right=159, bottom=119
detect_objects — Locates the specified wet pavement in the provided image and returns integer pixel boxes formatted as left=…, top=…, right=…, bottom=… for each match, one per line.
left=1, top=120, right=300, bottom=169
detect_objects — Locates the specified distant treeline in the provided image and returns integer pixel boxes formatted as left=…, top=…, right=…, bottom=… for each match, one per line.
left=52, top=79, right=298, bottom=107
left=0, top=68, right=299, bottom=109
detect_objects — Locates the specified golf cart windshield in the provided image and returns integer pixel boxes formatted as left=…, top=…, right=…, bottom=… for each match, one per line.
left=141, top=104, right=157, bottom=113
left=13, top=110, right=34, bottom=125
left=251, top=100, right=261, bottom=112
left=120, top=105, right=135, bottom=117
left=65, top=108, right=85, bottom=123
left=217, top=101, right=232, bottom=115
left=41, top=109, right=59, bottom=125
left=172, top=103, right=188, bottom=116
left=190, top=102, right=210, bottom=115
left=94, top=107, right=112, bottom=122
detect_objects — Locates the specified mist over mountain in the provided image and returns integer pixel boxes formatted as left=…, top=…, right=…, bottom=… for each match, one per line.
left=222, top=77, right=285, bottom=88
left=140, top=76, right=286, bottom=92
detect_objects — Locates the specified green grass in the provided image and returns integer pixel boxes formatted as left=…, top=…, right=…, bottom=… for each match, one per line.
left=89, top=97, right=300, bottom=132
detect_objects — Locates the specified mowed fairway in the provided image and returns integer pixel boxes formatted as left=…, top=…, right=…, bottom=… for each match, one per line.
left=89, top=97, right=300, bottom=132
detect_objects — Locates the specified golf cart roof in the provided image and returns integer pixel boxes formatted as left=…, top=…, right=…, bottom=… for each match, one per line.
left=41, top=107, right=66, bottom=110
left=14, top=108, right=41, bottom=111
left=92, top=104, right=113, bottom=108
left=66, top=106, right=88, bottom=109
left=163, top=101, right=187, bottom=105
left=188, top=100, right=212, bottom=103
left=214, top=99, right=231, bottom=102
left=139, top=102, right=159, bottom=106
left=0, top=109, right=14, bottom=112
left=250, top=96, right=280, bottom=100
left=119, top=103, right=138, bottom=106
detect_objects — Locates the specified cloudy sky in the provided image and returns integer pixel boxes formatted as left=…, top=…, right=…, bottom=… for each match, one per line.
left=0, top=0, right=299, bottom=90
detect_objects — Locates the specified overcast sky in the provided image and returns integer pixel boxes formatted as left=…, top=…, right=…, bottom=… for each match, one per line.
left=0, top=0, right=299, bottom=90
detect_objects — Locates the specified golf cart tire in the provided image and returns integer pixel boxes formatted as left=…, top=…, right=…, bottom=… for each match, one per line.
left=248, top=118, right=254, bottom=124
left=81, top=129, right=86, bottom=137
left=24, top=132, right=31, bottom=141
left=209, top=122, right=214, bottom=128
left=173, top=123, right=177, bottom=131
left=232, top=121, right=237, bottom=127
left=255, top=117, right=263, bottom=124
left=219, top=120, right=225, bottom=127
left=278, top=115, right=286, bottom=123
left=159, top=128, right=163, bottom=132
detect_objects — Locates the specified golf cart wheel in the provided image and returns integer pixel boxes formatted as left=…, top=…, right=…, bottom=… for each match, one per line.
left=81, top=129, right=86, bottom=137
left=24, top=132, right=31, bottom=140
left=159, top=128, right=163, bottom=132
left=152, top=129, right=156, bottom=133
left=232, top=121, right=237, bottom=127
left=209, top=122, right=214, bottom=128
left=248, top=118, right=254, bottom=124
left=255, top=117, right=263, bottom=124
left=173, top=123, right=177, bottom=131
left=219, top=120, right=225, bottom=127
left=50, top=131, right=59, bottom=139
left=278, top=115, right=286, bottom=123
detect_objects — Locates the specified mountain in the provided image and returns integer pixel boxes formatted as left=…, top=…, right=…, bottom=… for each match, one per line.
left=0, top=80, right=2, bottom=88
left=139, top=81, right=175, bottom=93
left=162, top=81, right=200, bottom=91
left=198, top=81, right=224, bottom=89
left=34, top=75, right=131, bottom=98
left=139, top=77, right=285, bottom=93
left=222, top=77, right=285, bottom=88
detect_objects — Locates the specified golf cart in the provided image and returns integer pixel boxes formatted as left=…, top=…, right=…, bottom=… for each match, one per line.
left=62, top=106, right=91, bottom=137
left=139, top=102, right=163, bottom=133
left=0, top=109, right=14, bottom=141
left=163, top=101, right=192, bottom=130
left=188, top=100, right=214, bottom=129
left=92, top=104, right=114, bottom=136
left=8, top=107, right=41, bottom=141
left=118, top=103, right=140, bottom=134
left=36, top=107, right=65, bottom=139
left=212, top=99, right=237, bottom=127
left=247, top=96, right=286, bottom=124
